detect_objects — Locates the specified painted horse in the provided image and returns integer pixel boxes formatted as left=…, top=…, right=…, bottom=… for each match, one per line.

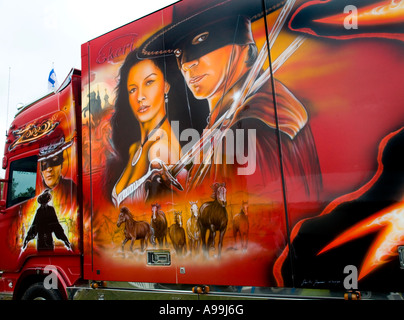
left=117, top=207, right=152, bottom=253
left=199, top=182, right=228, bottom=258
left=151, top=203, right=168, bottom=248
left=186, top=201, right=201, bottom=255
left=233, top=200, right=249, bottom=251
left=168, top=211, right=187, bottom=256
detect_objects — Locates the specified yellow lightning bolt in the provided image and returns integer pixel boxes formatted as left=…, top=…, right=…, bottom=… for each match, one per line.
left=318, top=201, right=404, bottom=280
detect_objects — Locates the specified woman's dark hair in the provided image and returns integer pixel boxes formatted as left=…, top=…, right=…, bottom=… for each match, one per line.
left=111, top=50, right=165, bottom=159
left=104, top=49, right=208, bottom=198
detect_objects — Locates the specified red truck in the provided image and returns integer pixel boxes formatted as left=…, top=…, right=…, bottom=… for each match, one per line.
left=1, top=0, right=404, bottom=300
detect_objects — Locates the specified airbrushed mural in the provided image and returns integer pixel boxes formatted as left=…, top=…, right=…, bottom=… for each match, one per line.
left=2, top=91, right=80, bottom=271
left=82, top=0, right=404, bottom=290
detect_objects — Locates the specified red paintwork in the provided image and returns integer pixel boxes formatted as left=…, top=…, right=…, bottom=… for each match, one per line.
left=1, top=0, right=404, bottom=298
left=0, top=70, right=82, bottom=298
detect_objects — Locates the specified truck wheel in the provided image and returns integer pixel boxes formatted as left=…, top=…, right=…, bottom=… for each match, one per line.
left=21, top=282, right=63, bottom=300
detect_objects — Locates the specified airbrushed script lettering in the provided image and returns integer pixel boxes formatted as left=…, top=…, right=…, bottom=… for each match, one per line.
left=96, top=34, right=138, bottom=64
left=9, top=120, right=59, bottom=151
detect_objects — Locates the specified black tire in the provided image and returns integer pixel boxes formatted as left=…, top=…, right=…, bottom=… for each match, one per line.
left=21, top=282, right=63, bottom=300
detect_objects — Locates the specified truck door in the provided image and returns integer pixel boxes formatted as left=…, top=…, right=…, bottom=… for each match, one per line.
left=0, top=154, right=38, bottom=272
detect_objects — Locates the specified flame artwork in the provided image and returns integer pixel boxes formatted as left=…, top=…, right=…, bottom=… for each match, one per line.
left=275, top=127, right=404, bottom=291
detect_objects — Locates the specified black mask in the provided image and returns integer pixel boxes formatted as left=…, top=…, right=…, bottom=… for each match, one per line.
left=40, top=153, right=63, bottom=171
left=173, top=16, right=254, bottom=65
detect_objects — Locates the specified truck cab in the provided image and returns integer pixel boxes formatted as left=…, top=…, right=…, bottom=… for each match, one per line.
left=1, top=0, right=404, bottom=301
left=0, top=69, right=82, bottom=299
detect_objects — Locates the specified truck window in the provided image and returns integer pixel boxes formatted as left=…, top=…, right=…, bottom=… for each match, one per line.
left=7, top=155, right=38, bottom=208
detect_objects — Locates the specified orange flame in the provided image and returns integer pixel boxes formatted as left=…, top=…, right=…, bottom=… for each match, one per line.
left=318, top=201, right=404, bottom=280
left=315, top=0, right=404, bottom=26
left=274, top=128, right=404, bottom=286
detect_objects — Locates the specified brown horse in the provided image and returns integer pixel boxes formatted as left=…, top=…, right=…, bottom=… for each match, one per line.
left=151, top=203, right=168, bottom=248
left=233, top=201, right=249, bottom=251
left=117, top=207, right=152, bottom=253
left=199, top=182, right=228, bottom=258
left=186, top=201, right=201, bottom=255
left=168, top=211, right=187, bottom=256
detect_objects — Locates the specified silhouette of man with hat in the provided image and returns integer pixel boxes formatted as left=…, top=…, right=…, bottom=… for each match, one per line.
left=23, top=189, right=71, bottom=251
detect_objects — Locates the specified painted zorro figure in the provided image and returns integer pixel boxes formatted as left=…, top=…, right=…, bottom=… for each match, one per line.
left=23, top=189, right=71, bottom=251
left=137, top=0, right=322, bottom=201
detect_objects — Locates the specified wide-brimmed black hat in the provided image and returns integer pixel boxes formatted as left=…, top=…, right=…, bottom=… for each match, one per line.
left=138, top=0, right=286, bottom=62
left=38, top=123, right=73, bottom=164
left=37, top=189, right=52, bottom=205
left=38, top=127, right=74, bottom=172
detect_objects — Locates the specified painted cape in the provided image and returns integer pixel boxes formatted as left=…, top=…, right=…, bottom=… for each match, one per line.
left=185, top=72, right=322, bottom=202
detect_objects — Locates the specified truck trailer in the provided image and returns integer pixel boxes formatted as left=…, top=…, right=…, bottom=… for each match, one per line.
left=1, top=0, right=404, bottom=300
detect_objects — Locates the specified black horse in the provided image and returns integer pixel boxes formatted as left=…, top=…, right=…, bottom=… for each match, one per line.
left=199, top=182, right=228, bottom=258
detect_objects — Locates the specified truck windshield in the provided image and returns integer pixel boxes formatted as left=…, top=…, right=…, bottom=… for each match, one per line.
left=7, top=156, right=38, bottom=208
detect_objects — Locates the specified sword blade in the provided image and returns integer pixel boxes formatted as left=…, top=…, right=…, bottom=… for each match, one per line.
left=170, top=0, right=299, bottom=179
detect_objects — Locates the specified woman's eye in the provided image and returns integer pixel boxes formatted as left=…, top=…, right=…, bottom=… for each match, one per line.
left=129, top=87, right=137, bottom=94
left=146, top=79, right=155, bottom=86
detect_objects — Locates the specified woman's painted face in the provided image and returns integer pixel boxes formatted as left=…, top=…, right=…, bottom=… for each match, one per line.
left=127, top=59, right=169, bottom=123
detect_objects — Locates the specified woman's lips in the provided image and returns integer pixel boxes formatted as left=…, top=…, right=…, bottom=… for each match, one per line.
left=138, top=104, right=150, bottom=113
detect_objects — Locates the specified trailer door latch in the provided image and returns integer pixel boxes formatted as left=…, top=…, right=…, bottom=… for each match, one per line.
left=147, top=250, right=171, bottom=266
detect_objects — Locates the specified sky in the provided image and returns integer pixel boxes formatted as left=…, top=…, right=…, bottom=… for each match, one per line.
left=0, top=0, right=178, bottom=177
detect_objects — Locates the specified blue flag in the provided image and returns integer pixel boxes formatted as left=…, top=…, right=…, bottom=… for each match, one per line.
left=48, top=68, right=58, bottom=91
